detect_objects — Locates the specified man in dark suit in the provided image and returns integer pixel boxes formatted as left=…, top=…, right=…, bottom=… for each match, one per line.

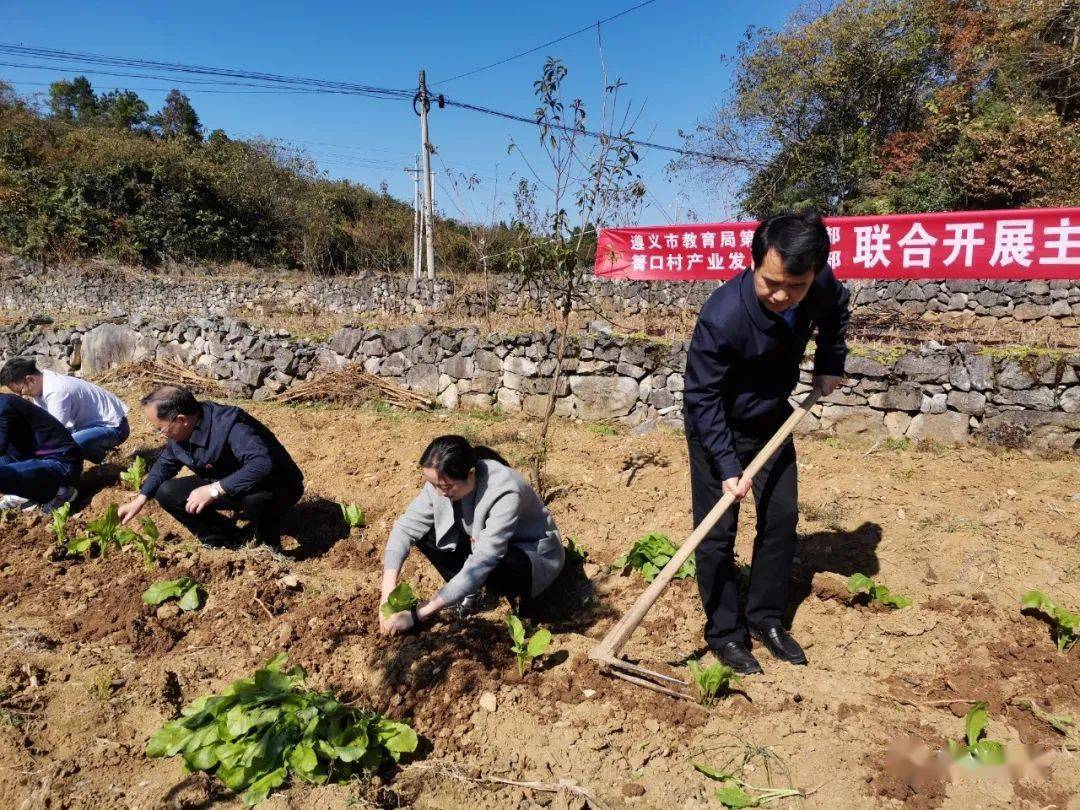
left=0, top=393, right=82, bottom=512
left=684, top=211, right=849, bottom=675
left=118, top=385, right=303, bottom=547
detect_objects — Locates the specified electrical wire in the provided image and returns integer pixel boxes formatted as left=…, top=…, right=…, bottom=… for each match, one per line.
left=431, top=0, right=661, bottom=86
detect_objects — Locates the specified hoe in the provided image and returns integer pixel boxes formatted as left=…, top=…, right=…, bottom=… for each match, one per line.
left=589, top=388, right=823, bottom=699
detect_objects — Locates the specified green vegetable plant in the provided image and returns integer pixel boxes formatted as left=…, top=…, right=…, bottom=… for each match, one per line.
left=66, top=503, right=124, bottom=558
left=565, top=536, right=588, bottom=565
left=686, top=660, right=740, bottom=707
left=1019, top=699, right=1074, bottom=735
left=120, top=456, right=148, bottom=491
left=846, top=573, right=912, bottom=609
left=146, top=653, right=418, bottom=806
left=51, top=500, right=72, bottom=545
left=947, top=702, right=1005, bottom=766
left=125, top=518, right=159, bottom=571
left=143, top=577, right=206, bottom=612
left=1021, top=590, right=1078, bottom=653
left=614, top=532, right=696, bottom=582
left=340, top=503, right=366, bottom=530
left=380, top=582, right=419, bottom=618
left=506, top=614, right=552, bottom=676
left=693, top=762, right=802, bottom=807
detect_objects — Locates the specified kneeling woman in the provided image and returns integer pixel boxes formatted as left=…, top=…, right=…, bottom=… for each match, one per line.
left=379, top=435, right=565, bottom=636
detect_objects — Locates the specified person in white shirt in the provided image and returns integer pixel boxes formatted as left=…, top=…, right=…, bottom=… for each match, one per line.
left=1, top=358, right=130, bottom=463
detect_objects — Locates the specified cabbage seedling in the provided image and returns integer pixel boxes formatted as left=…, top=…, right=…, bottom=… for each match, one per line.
left=380, top=582, right=419, bottom=618
left=686, top=659, right=740, bottom=707
left=67, top=503, right=125, bottom=558
left=1021, top=590, right=1078, bottom=653
left=146, top=653, right=417, bottom=806
left=124, top=518, right=159, bottom=572
left=846, top=573, right=912, bottom=609
left=614, top=532, right=696, bottom=582
left=51, top=500, right=72, bottom=545
left=143, top=577, right=205, bottom=612
left=340, top=503, right=366, bottom=530
left=693, top=762, right=802, bottom=807
left=120, top=456, right=147, bottom=492
left=947, top=702, right=1005, bottom=765
left=506, top=614, right=552, bottom=676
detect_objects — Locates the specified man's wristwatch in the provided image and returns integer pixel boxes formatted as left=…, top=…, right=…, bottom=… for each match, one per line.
left=209, top=482, right=223, bottom=499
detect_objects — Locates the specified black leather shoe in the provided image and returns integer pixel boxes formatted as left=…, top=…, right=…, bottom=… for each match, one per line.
left=713, top=641, right=763, bottom=675
left=750, top=625, right=807, bottom=665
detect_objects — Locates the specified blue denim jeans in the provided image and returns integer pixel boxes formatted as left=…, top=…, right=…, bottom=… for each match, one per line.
left=0, top=457, right=82, bottom=504
left=71, top=417, right=130, bottom=464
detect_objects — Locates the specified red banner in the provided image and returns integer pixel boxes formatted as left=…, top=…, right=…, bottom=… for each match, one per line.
left=595, top=208, right=1080, bottom=280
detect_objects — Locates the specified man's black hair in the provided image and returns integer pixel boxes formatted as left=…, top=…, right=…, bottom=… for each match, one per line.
left=0, top=357, right=40, bottom=386
left=750, top=210, right=830, bottom=277
left=140, top=385, right=201, bottom=421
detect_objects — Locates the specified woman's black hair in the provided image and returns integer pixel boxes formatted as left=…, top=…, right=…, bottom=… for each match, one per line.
left=419, top=435, right=508, bottom=481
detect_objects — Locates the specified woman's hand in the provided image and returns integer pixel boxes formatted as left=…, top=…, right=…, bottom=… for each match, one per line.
left=380, top=610, right=415, bottom=636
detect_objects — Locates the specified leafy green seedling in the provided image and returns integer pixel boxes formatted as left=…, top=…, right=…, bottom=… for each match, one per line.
left=693, top=762, right=802, bottom=807
left=947, top=702, right=1005, bottom=765
left=143, top=577, right=205, bottom=612
left=340, top=503, right=366, bottom=530
left=124, top=518, right=159, bottom=571
left=506, top=614, right=552, bottom=676
left=1019, top=699, right=1074, bottom=735
left=687, top=659, right=740, bottom=707
left=1021, top=590, right=1078, bottom=653
left=565, top=536, right=588, bottom=565
left=120, top=456, right=147, bottom=491
left=51, top=500, right=72, bottom=545
left=67, top=503, right=125, bottom=558
left=146, top=653, right=418, bottom=806
left=846, top=573, right=912, bottom=609
left=380, top=582, right=419, bottom=618
left=614, top=532, right=696, bottom=582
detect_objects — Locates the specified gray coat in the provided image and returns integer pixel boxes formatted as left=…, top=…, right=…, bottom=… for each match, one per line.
left=384, top=459, right=565, bottom=604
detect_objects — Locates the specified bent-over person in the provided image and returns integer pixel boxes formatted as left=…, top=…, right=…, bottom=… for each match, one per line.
left=0, top=393, right=82, bottom=512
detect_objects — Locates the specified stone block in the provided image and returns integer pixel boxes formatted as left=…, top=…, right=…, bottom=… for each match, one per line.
left=894, top=353, right=950, bottom=383
left=819, top=405, right=885, bottom=436
left=868, top=382, right=923, bottom=411
left=80, top=323, right=143, bottom=375
left=405, top=363, right=440, bottom=395
left=906, top=411, right=969, bottom=443
left=946, top=390, right=986, bottom=416
left=568, top=375, right=640, bottom=419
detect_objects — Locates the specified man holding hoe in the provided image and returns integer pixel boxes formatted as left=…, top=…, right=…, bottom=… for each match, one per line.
left=684, top=211, right=849, bottom=675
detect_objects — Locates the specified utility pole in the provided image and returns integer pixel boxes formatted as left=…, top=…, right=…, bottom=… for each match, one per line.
left=418, top=70, right=437, bottom=281
left=405, top=157, right=421, bottom=279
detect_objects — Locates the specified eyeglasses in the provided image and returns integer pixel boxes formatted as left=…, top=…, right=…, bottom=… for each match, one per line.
left=156, top=415, right=179, bottom=436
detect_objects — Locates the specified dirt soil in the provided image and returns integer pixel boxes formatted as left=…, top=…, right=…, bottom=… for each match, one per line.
left=0, top=394, right=1077, bottom=809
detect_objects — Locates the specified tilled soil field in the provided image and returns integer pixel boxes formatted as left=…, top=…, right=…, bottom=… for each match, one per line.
left=0, top=396, right=1077, bottom=809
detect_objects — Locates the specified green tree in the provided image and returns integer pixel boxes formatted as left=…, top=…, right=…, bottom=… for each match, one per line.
left=155, top=89, right=202, bottom=141
left=98, top=90, right=149, bottom=131
left=48, top=76, right=98, bottom=124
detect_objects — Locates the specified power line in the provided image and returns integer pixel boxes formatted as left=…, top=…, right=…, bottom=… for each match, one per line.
left=432, top=0, right=661, bottom=86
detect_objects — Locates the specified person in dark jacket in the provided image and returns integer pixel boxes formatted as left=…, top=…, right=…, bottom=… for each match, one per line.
left=683, top=210, right=849, bottom=675
left=0, top=393, right=82, bottom=513
left=118, top=385, right=303, bottom=546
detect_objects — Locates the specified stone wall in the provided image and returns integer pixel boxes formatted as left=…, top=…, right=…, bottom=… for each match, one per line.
left=6, top=315, right=1078, bottom=453
left=2, top=257, right=1078, bottom=324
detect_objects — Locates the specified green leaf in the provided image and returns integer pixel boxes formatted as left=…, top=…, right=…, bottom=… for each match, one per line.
left=265, top=652, right=289, bottom=672
left=1021, top=590, right=1050, bottom=612
left=693, top=762, right=734, bottom=781
left=178, top=584, right=204, bottom=611
left=146, top=722, right=193, bottom=757
left=376, top=719, right=418, bottom=756
left=288, top=742, right=317, bottom=775
left=506, top=614, right=526, bottom=646
left=340, top=503, right=366, bottom=528
left=184, top=744, right=219, bottom=771
left=142, top=578, right=189, bottom=605
left=715, top=785, right=760, bottom=808
left=217, top=763, right=254, bottom=791
left=965, top=702, right=989, bottom=748
left=847, top=573, right=874, bottom=594
left=381, top=581, right=419, bottom=617
left=526, top=628, right=552, bottom=659
left=970, top=739, right=1005, bottom=765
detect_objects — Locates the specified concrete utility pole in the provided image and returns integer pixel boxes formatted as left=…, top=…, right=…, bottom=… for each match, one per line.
left=405, top=157, right=421, bottom=279
left=418, top=70, right=437, bottom=281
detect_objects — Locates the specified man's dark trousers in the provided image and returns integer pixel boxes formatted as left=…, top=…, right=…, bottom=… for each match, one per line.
left=688, top=427, right=799, bottom=649
left=155, top=476, right=302, bottom=546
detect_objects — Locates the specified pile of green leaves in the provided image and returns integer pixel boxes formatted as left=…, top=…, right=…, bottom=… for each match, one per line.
left=143, top=578, right=205, bottom=612
left=50, top=500, right=72, bottom=546
left=506, top=614, right=552, bottom=677
left=66, top=504, right=160, bottom=570
left=947, top=702, right=1005, bottom=766
left=1021, top=590, right=1078, bottom=653
left=686, top=660, right=740, bottom=707
left=120, top=456, right=148, bottom=491
left=146, top=654, right=418, bottom=805
left=340, top=503, right=365, bottom=530
left=614, top=532, right=696, bottom=582
left=380, top=582, right=419, bottom=618
left=693, top=763, right=802, bottom=808
left=846, top=573, right=912, bottom=609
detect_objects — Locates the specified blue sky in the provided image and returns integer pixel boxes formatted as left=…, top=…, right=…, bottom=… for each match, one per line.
left=3, top=0, right=803, bottom=225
